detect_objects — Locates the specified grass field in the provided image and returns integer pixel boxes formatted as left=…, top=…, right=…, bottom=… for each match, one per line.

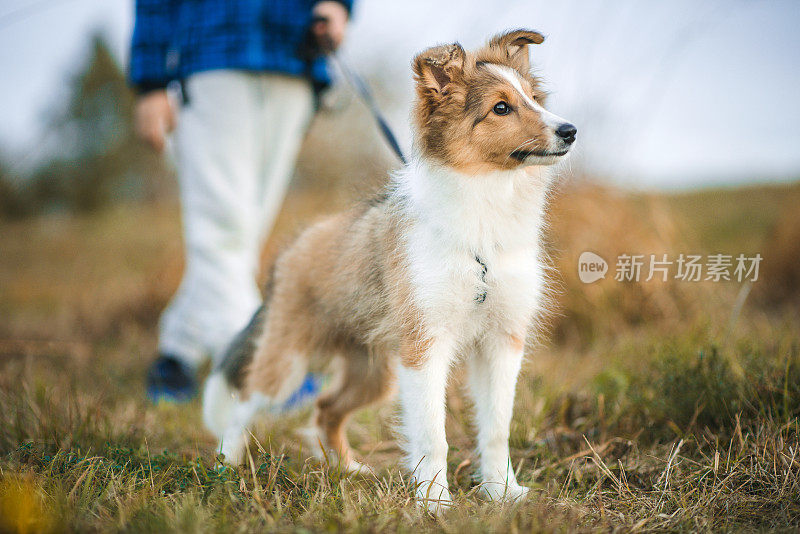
left=1, top=179, right=799, bottom=533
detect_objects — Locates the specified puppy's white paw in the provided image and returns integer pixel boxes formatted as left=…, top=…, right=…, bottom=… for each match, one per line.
left=217, top=429, right=247, bottom=465
left=479, top=481, right=530, bottom=502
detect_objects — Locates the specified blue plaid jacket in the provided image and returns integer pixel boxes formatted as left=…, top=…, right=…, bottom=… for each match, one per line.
left=130, top=0, right=353, bottom=93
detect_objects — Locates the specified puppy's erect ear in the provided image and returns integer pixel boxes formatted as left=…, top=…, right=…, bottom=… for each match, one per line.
left=489, top=29, right=545, bottom=71
left=412, top=43, right=466, bottom=99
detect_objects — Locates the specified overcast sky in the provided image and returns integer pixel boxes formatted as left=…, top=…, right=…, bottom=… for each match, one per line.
left=1, top=0, right=798, bottom=188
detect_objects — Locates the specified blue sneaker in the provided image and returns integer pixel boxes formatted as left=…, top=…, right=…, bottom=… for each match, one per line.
left=146, top=354, right=198, bottom=403
left=277, top=373, right=323, bottom=412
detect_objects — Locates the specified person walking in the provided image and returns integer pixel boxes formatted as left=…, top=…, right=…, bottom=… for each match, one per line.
left=129, top=0, right=352, bottom=402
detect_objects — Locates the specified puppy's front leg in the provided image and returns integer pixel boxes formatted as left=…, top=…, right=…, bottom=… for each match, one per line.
left=397, top=338, right=454, bottom=514
left=468, top=334, right=529, bottom=502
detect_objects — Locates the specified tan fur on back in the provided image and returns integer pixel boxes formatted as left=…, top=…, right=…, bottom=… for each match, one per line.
left=246, top=201, right=416, bottom=394
left=241, top=198, right=423, bottom=462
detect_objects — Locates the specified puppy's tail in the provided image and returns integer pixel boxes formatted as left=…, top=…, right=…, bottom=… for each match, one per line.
left=216, top=303, right=268, bottom=391
left=202, top=301, right=268, bottom=436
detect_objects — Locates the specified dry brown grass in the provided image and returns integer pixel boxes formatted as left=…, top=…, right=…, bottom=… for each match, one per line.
left=546, top=181, right=705, bottom=347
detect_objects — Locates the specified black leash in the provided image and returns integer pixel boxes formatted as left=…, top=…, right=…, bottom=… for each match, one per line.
left=328, top=52, right=408, bottom=165
left=312, top=17, right=407, bottom=165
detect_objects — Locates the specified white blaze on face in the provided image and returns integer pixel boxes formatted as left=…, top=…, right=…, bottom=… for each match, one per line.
left=483, top=63, right=568, bottom=131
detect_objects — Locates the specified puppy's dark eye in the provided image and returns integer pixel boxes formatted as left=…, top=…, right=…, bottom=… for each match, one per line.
left=493, top=101, right=511, bottom=115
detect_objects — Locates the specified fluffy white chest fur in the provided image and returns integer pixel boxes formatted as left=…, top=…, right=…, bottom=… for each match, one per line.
left=397, top=159, right=551, bottom=345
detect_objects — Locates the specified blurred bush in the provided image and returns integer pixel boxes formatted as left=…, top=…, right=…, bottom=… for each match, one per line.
left=758, top=197, right=800, bottom=310
left=546, top=181, right=707, bottom=347
left=0, top=33, right=173, bottom=220
left=595, top=340, right=800, bottom=441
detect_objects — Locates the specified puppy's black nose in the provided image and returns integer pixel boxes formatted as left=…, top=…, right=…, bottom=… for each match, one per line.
left=555, top=123, right=577, bottom=144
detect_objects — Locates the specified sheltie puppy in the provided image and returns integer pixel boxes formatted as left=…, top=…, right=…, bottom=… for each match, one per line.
left=203, top=29, right=576, bottom=512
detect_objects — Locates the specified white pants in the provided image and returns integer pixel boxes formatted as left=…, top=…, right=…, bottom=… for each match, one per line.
left=159, top=70, right=314, bottom=367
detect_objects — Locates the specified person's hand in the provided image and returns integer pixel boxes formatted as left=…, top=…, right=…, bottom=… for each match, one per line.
left=312, top=1, right=349, bottom=52
left=134, top=90, right=176, bottom=152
